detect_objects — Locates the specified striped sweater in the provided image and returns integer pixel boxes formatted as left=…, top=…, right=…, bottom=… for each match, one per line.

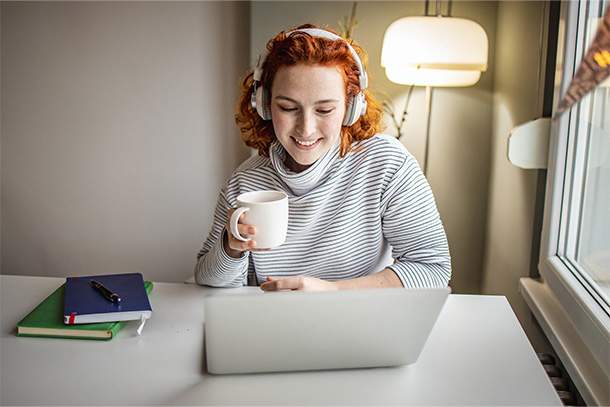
left=195, top=134, right=451, bottom=288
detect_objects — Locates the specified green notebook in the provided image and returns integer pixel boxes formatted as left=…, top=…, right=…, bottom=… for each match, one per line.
left=16, top=281, right=153, bottom=340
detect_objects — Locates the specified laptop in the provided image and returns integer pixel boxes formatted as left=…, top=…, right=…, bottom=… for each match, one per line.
left=204, top=287, right=450, bottom=374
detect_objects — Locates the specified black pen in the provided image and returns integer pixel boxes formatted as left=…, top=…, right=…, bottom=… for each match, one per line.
left=90, top=279, right=121, bottom=303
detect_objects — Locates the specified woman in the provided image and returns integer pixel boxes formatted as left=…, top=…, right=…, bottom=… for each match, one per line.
left=194, top=24, right=451, bottom=291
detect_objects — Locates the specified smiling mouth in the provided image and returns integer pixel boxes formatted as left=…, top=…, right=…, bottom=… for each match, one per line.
left=292, top=137, right=320, bottom=147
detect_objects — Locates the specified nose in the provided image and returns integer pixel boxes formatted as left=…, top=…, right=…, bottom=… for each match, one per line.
left=297, top=111, right=316, bottom=137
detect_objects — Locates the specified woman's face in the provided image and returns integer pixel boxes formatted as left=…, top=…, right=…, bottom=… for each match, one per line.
left=270, top=64, right=346, bottom=173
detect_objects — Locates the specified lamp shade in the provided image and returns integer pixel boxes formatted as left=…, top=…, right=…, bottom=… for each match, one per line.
left=381, top=16, right=488, bottom=87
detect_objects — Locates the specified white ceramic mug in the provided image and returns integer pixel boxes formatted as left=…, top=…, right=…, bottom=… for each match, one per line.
left=229, top=190, right=289, bottom=249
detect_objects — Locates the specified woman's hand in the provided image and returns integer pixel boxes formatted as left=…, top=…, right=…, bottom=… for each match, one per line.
left=260, top=276, right=338, bottom=292
left=223, top=209, right=270, bottom=258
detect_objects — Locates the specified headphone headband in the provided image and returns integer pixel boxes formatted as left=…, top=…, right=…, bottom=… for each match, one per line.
left=286, top=28, right=368, bottom=90
left=251, top=28, right=368, bottom=126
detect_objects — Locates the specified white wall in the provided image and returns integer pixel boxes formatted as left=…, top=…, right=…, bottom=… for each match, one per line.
left=1, top=2, right=251, bottom=282
left=251, top=1, right=497, bottom=293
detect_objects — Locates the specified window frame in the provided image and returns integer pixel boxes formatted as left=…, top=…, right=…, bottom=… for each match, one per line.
left=532, top=0, right=610, bottom=404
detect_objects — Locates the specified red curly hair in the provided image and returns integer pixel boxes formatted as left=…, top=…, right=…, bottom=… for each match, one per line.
left=235, top=24, right=385, bottom=158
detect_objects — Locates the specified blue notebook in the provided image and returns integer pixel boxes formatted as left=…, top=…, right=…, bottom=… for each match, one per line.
left=64, top=273, right=152, bottom=325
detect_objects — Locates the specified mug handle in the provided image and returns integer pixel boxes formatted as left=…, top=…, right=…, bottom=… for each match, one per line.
left=229, top=207, right=250, bottom=242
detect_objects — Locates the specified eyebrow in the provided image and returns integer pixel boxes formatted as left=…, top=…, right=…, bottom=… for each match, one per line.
left=274, top=96, right=341, bottom=105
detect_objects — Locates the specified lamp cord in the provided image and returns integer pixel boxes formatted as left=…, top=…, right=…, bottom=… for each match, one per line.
left=425, top=0, right=452, bottom=17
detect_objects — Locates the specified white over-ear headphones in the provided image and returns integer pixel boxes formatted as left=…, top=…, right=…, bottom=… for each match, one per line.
left=250, top=28, right=368, bottom=127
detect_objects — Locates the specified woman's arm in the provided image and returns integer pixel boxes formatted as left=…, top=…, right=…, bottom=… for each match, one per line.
left=381, top=155, right=452, bottom=289
left=259, top=268, right=402, bottom=291
left=194, top=194, right=250, bottom=287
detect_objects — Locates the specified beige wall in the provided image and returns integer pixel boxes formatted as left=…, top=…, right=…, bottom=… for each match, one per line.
left=251, top=1, right=497, bottom=294
left=1, top=0, right=557, bottom=329
left=481, top=0, right=553, bottom=352
left=1, top=2, right=251, bottom=282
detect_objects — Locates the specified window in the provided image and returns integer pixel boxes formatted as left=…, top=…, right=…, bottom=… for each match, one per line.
left=562, top=0, right=610, bottom=313
left=522, top=0, right=609, bottom=405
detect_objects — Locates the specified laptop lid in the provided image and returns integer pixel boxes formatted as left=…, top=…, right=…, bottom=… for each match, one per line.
left=204, top=287, right=450, bottom=375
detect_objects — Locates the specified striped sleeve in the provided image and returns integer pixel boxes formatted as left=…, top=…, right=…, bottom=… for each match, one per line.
left=382, top=151, right=452, bottom=288
left=194, top=190, right=249, bottom=287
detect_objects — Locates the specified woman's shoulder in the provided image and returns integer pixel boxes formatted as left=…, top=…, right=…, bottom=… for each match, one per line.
left=351, top=134, right=415, bottom=165
left=357, top=134, right=409, bottom=156
left=235, top=154, right=269, bottom=172
left=233, top=153, right=270, bottom=173
left=224, top=153, right=279, bottom=198
left=348, top=134, right=423, bottom=179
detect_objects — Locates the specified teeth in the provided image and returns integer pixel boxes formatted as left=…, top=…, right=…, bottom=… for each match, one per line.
left=295, top=138, right=318, bottom=146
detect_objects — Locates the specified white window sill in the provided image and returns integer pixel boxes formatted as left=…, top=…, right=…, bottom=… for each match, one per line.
left=520, top=277, right=609, bottom=406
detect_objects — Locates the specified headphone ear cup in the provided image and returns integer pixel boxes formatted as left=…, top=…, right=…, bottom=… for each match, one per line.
left=256, top=86, right=272, bottom=121
left=343, top=92, right=366, bottom=127
left=251, top=85, right=272, bottom=121
left=343, top=94, right=356, bottom=127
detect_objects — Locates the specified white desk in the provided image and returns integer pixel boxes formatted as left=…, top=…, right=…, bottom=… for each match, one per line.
left=0, top=275, right=561, bottom=406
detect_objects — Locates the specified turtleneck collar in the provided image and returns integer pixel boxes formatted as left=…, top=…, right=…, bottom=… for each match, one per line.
left=269, top=139, right=341, bottom=196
